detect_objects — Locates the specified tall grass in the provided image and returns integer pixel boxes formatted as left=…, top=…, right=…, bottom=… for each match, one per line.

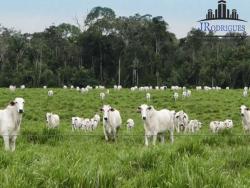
left=0, top=88, right=250, bottom=187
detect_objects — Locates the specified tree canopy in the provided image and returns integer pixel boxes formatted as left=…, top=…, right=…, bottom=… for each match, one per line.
left=0, top=7, right=250, bottom=88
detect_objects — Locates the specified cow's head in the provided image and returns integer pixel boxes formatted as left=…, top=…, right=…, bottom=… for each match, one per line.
left=100, top=105, right=114, bottom=121
left=10, top=97, right=25, bottom=113
left=137, top=104, right=154, bottom=120
left=240, top=105, right=249, bottom=117
left=175, top=111, right=187, bottom=128
left=46, top=112, right=52, bottom=122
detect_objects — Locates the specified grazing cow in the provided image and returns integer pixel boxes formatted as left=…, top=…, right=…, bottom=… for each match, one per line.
left=20, top=85, right=25, bottom=89
left=146, top=93, right=151, bottom=102
left=137, top=104, right=175, bottom=146
left=48, top=90, right=53, bottom=97
left=63, top=85, right=67, bottom=89
left=100, top=92, right=105, bottom=100
left=106, top=89, right=110, bottom=95
left=43, top=86, right=47, bottom=89
left=243, top=90, right=248, bottom=97
left=173, top=92, right=178, bottom=101
left=100, top=105, right=122, bottom=141
left=0, top=98, right=25, bottom=151
left=76, top=87, right=80, bottom=91
left=226, top=87, right=230, bottom=90
left=46, top=113, right=60, bottom=128
left=70, top=85, right=74, bottom=89
left=174, top=111, right=189, bottom=132
left=240, top=105, right=250, bottom=132
left=126, top=119, right=135, bottom=130
left=186, top=120, right=202, bottom=133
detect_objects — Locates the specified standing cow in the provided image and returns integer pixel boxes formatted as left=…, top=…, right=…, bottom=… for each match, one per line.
left=0, top=98, right=25, bottom=151
left=137, top=104, right=175, bottom=146
left=100, top=105, right=122, bottom=141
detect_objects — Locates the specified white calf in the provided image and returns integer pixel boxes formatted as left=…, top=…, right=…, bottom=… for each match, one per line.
left=46, top=113, right=60, bottom=128
left=0, top=98, right=25, bottom=151
left=126, top=119, right=135, bottom=130
left=187, top=120, right=202, bottom=133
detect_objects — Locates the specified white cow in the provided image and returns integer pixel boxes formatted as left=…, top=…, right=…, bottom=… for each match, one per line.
left=174, top=110, right=189, bottom=132
left=71, top=117, right=83, bottom=131
left=186, top=120, right=202, bottom=133
left=90, top=118, right=99, bottom=130
left=146, top=93, right=151, bottom=102
left=20, top=85, right=25, bottom=89
left=9, top=85, right=16, bottom=92
left=240, top=105, right=250, bottom=132
left=43, top=86, right=47, bottom=89
left=48, top=90, right=53, bottom=97
left=63, top=85, right=67, bottom=89
left=100, top=92, right=105, bottom=100
left=100, top=105, right=122, bottom=141
left=126, top=119, right=135, bottom=130
left=137, top=104, right=175, bottom=146
left=224, top=119, right=233, bottom=129
left=243, top=90, right=248, bottom=97
left=173, top=92, right=178, bottom=101
left=93, top=114, right=101, bottom=123
left=0, top=98, right=25, bottom=151
left=210, top=121, right=226, bottom=133
left=210, top=121, right=220, bottom=133
left=46, top=113, right=60, bottom=128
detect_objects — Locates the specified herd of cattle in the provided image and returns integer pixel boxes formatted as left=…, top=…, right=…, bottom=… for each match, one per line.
left=1, top=84, right=250, bottom=151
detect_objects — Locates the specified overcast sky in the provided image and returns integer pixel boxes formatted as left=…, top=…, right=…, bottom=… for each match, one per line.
left=0, top=0, right=249, bottom=38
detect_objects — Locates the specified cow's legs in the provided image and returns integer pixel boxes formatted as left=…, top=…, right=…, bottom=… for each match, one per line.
left=170, top=130, right=174, bottom=144
left=145, top=134, right=149, bottom=146
left=160, top=134, right=165, bottom=144
left=152, top=134, right=157, bottom=146
left=103, top=126, right=109, bottom=141
left=3, top=135, right=10, bottom=151
left=10, top=136, right=17, bottom=152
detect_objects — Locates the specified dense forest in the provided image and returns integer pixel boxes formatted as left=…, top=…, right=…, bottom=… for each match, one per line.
left=0, top=7, right=250, bottom=88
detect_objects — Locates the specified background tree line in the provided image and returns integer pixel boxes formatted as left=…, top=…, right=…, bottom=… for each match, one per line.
left=0, top=7, right=250, bottom=88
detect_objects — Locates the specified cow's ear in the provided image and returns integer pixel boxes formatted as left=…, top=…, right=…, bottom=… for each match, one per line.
left=110, top=108, right=115, bottom=111
left=137, top=107, right=141, bottom=113
left=10, top=101, right=15, bottom=106
left=100, top=108, right=103, bottom=112
left=247, top=108, right=250, bottom=111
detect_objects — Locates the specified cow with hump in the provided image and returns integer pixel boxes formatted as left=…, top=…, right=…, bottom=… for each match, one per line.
left=0, top=97, right=25, bottom=151
left=137, top=104, right=175, bottom=146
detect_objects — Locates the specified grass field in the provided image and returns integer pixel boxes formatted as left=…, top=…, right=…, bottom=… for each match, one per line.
left=1, top=88, right=250, bottom=188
